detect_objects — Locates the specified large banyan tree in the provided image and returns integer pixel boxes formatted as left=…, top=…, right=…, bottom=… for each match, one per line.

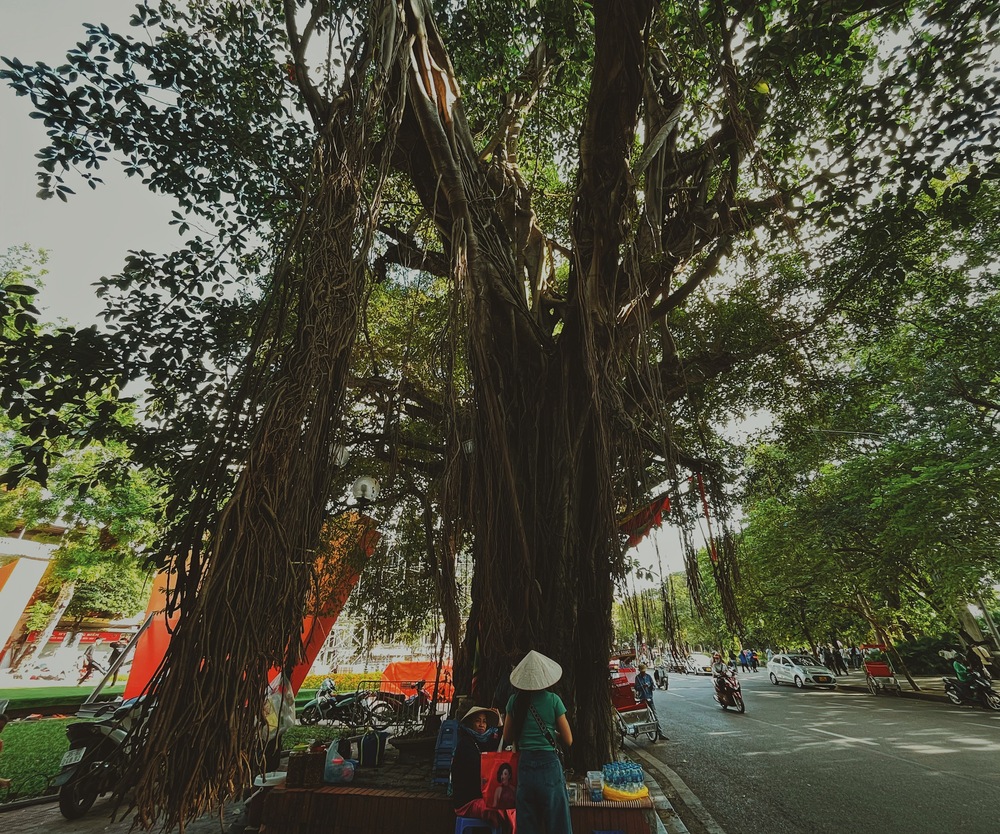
left=3, top=0, right=999, bottom=826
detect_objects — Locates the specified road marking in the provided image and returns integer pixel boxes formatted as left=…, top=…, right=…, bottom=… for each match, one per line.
left=807, top=727, right=879, bottom=745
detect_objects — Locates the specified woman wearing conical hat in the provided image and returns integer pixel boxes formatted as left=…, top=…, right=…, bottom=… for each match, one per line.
left=502, top=650, right=573, bottom=834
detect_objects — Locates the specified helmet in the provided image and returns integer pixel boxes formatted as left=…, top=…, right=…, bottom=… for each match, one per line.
left=939, top=649, right=958, bottom=660
left=712, top=652, right=721, bottom=660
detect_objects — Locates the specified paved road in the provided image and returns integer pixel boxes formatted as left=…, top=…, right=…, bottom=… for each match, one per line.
left=635, top=671, right=1000, bottom=834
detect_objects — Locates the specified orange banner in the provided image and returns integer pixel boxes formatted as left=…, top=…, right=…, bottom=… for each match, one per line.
left=128, top=513, right=380, bottom=699
left=124, top=571, right=180, bottom=699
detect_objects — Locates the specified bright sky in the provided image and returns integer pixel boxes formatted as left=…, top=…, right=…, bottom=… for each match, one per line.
left=1, top=1, right=178, bottom=327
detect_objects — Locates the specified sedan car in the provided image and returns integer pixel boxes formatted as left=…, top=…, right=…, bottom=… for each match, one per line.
left=687, top=652, right=714, bottom=675
left=767, top=653, right=837, bottom=688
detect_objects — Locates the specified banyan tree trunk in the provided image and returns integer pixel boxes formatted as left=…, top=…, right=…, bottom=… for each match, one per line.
left=398, top=0, right=654, bottom=769
left=129, top=4, right=406, bottom=827
left=130, top=140, right=370, bottom=832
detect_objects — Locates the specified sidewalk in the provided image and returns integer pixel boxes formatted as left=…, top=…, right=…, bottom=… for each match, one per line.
left=0, top=795, right=242, bottom=834
left=0, top=674, right=950, bottom=834
left=832, top=671, right=950, bottom=702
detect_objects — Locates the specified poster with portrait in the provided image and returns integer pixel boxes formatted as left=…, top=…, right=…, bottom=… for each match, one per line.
left=481, top=750, right=519, bottom=809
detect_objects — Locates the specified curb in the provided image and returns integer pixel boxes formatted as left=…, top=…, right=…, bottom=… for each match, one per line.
left=627, top=746, right=693, bottom=834
left=0, top=794, right=59, bottom=813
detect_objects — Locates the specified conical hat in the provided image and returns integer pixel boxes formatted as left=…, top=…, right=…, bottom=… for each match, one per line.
left=509, top=650, right=562, bottom=691
left=461, top=705, right=500, bottom=728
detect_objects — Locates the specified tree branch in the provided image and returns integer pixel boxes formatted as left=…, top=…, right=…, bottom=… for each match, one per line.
left=571, top=0, right=655, bottom=319
left=374, top=225, right=451, bottom=278
left=478, top=40, right=554, bottom=165
left=283, top=0, right=329, bottom=128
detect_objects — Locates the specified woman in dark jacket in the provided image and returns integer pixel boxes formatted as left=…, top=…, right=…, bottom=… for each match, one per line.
left=452, top=706, right=515, bottom=832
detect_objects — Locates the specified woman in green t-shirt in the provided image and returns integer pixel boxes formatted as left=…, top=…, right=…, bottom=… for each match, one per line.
left=502, top=650, right=573, bottom=834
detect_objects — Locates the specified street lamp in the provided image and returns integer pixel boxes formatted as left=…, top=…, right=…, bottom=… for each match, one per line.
left=351, top=476, right=380, bottom=509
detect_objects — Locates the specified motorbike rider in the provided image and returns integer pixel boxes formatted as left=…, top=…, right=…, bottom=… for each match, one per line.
left=965, top=643, right=992, bottom=680
left=940, top=648, right=973, bottom=698
left=711, top=652, right=728, bottom=695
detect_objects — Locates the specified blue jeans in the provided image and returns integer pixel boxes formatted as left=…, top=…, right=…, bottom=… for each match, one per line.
left=515, top=749, right=571, bottom=834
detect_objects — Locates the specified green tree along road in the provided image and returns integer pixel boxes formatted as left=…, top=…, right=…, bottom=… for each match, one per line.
left=736, top=178, right=1000, bottom=662
left=614, top=180, right=1000, bottom=666
left=2, top=1, right=999, bottom=827
left=1, top=247, right=158, bottom=669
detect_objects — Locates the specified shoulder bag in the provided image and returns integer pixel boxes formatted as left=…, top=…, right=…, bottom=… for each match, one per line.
left=528, top=702, right=565, bottom=767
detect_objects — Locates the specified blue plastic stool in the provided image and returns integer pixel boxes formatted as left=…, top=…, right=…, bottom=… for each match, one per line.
left=454, top=817, right=499, bottom=834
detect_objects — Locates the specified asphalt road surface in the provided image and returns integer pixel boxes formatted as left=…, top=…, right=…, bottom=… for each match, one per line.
left=635, top=670, right=1000, bottom=834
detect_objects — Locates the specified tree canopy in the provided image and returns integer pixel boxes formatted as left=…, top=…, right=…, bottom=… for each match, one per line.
left=3, top=0, right=999, bottom=825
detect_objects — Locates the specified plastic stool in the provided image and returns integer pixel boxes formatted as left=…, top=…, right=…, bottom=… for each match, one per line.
left=454, top=817, right=500, bottom=834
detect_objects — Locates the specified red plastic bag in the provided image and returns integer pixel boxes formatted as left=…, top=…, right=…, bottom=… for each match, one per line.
left=481, top=750, right=518, bottom=809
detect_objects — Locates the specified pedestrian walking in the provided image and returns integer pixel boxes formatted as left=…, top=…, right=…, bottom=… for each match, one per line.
left=78, top=638, right=105, bottom=685
left=107, top=638, right=128, bottom=686
left=634, top=663, right=667, bottom=740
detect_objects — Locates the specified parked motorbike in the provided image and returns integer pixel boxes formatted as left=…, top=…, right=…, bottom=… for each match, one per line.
left=367, top=680, right=431, bottom=730
left=54, top=697, right=145, bottom=819
left=299, top=678, right=373, bottom=727
left=943, top=669, right=1000, bottom=710
left=713, top=669, right=745, bottom=713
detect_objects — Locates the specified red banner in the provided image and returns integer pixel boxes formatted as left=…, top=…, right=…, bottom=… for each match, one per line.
left=380, top=660, right=454, bottom=702
left=283, top=514, right=381, bottom=693
left=618, top=492, right=671, bottom=547
left=26, top=629, right=128, bottom=644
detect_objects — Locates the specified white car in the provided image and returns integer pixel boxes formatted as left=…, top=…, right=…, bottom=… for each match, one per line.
left=687, top=653, right=714, bottom=675
left=767, top=653, right=837, bottom=689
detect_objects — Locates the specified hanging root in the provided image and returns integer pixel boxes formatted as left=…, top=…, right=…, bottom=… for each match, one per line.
left=127, top=4, right=408, bottom=827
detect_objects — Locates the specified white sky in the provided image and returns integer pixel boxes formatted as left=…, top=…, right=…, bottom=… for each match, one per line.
left=1, top=1, right=178, bottom=326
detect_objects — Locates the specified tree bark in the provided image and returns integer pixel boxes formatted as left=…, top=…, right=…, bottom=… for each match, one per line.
left=397, top=0, right=655, bottom=768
